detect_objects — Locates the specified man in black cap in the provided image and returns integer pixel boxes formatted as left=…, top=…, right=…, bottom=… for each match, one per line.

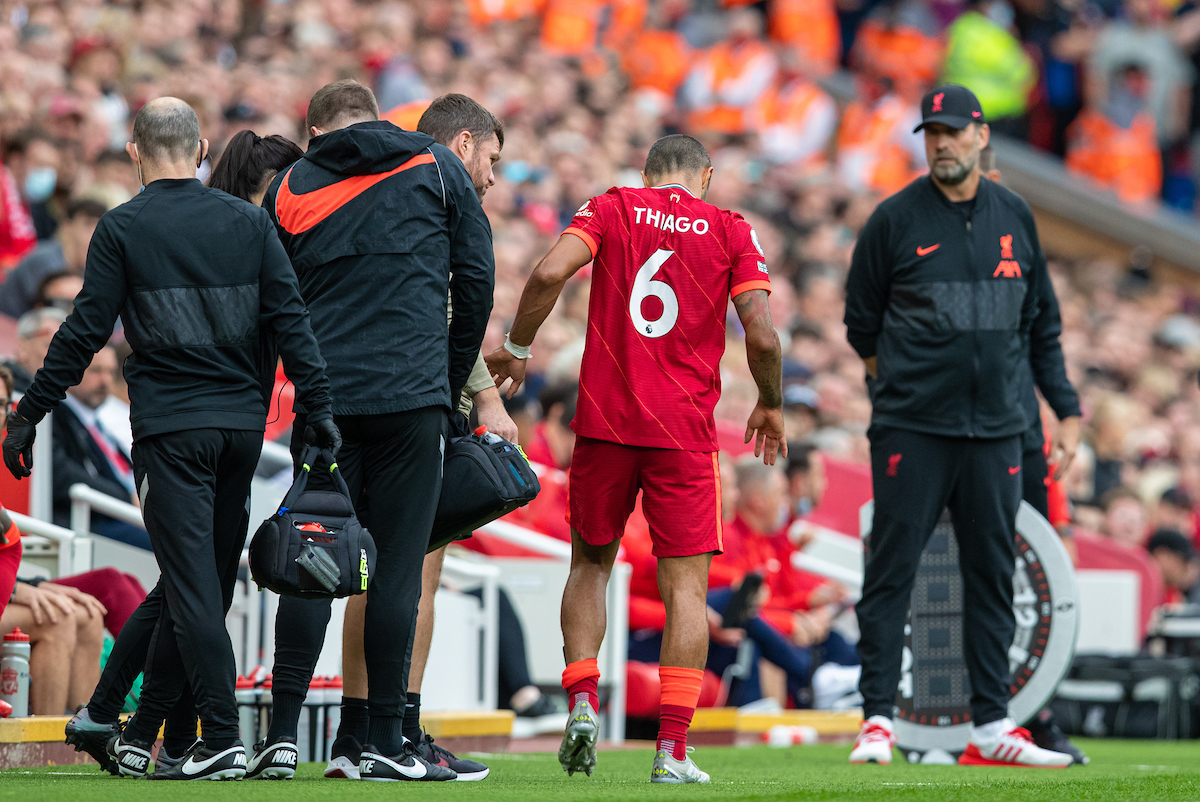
left=844, top=84, right=1077, bottom=768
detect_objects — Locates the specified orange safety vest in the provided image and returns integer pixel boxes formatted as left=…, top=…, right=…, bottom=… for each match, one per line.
left=541, top=0, right=606, bottom=56
left=836, top=95, right=923, bottom=196
left=854, top=18, right=942, bottom=101
left=686, top=41, right=775, bottom=136
left=1066, top=108, right=1162, bottom=205
left=464, top=0, right=539, bottom=25
left=622, top=29, right=691, bottom=97
left=768, top=0, right=840, bottom=75
left=603, top=0, right=647, bottom=51
left=754, top=79, right=833, bottom=168
left=381, top=99, right=432, bottom=132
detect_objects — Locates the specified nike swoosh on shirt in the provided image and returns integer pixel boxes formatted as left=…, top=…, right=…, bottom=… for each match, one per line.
left=275, top=152, right=436, bottom=235
left=916, top=244, right=940, bottom=256
left=181, top=748, right=237, bottom=776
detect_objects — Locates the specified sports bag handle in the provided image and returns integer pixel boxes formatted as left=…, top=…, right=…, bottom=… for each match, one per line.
left=278, top=446, right=353, bottom=512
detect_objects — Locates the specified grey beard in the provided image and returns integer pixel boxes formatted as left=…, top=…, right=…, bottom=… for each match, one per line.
left=933, top=160, right=972, bottom=185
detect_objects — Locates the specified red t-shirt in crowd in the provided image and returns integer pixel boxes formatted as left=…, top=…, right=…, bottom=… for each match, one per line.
left=563, top=184, right=771, bottom=452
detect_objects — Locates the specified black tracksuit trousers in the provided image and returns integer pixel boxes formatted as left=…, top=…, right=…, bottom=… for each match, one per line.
left=269, top=407, right=446, bottom=753
left=856, top=425, right=1021, bottom=726
left=122, top=429, right=261, bottom=748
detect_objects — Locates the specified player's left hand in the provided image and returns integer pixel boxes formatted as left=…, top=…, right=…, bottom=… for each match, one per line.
left=1051, top=415, right=1080, bottom=480
left=474, top=386, right=520, bottom=441
left=485, top=347, right=528, bottom=399
left=745, top=401, right=787, bottom=466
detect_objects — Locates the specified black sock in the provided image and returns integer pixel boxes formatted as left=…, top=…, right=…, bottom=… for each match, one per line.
left=368, top=714, right=403, bottom=756
left=402, top=693, right=422, bottom=744
left=338, top=696, right=369, bottom=745
left=266, top=691, right=304, bottom=744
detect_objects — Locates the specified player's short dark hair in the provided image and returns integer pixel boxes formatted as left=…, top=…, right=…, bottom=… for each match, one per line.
left=979, top=143, right=995, bottom=173
left=132, top=99, right=202, bottom=162
left=307, top=80, right=380, bottom=132
left=644, top=134, right=711, bottom=180
left=66, top=198, right=107, bottom=221
left=417, top=94, right=504, bottom=149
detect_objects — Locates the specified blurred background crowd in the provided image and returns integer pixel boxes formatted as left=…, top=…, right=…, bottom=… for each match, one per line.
left=0, top=0, right=1199, bottom=716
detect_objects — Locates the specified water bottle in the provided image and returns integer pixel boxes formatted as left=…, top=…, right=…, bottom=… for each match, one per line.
left=1, top=628, right=31, bottom=717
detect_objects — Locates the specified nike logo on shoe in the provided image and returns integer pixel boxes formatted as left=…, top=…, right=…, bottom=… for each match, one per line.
left=181, top=747, right=245, bottom=776
left=917, top=244, right=940, bottom=256
left=363, top=753, right=428, bottom=779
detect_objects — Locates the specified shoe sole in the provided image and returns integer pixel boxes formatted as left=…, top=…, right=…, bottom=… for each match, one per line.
left=324, top=768, right=360, bottom=780
left=559, top=725, right=598, bottom=776
left=452, top=768, right=489, bottom=781
left=958, top=755, right=1069, bottom=769
left=247, top=767, right=295, bottom=780
left=65, top=731, right=116, bottom=771
left=325, top=756, right=360, bottom=779
left=360, top=775, right=456, bottom=782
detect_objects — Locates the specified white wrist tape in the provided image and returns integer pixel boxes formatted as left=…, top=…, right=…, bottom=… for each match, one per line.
left=504, top=334, right=531, bottom=359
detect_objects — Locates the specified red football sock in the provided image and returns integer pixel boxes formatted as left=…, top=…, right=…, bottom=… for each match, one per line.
left=657, top=665, right=703, bottom=761
left=562, top=658, right=600, bottom=712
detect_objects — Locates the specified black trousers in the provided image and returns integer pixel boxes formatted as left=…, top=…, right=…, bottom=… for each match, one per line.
left=1021, top=424, right=1050, bottom=518
left=856, top=426, right=1021, bottom=726
left=123, top=428, right=261, bottom=747
left=270, top=407, right=446, bottom=730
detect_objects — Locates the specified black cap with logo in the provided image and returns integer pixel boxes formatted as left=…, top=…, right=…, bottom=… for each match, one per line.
left=913, top=84, right=985, bottom=133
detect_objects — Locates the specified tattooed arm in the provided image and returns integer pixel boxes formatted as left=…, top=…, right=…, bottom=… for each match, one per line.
left=734, top=288, right=786, bottom=465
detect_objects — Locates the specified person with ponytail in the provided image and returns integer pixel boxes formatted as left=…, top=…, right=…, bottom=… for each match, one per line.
left=208, top=131, right=303, bottom=205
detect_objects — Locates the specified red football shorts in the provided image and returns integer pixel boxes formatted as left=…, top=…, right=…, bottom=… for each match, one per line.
left=568, top=436, right=723, bottom=558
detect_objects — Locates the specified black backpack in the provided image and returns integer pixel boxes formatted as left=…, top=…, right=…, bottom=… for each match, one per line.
left=428, top=428, right=541, bottom=553
left=249, top=447, right=377, bottom=599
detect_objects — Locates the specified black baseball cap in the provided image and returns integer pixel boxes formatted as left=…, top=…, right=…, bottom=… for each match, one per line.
left=913, top=84, right=985, bottom=133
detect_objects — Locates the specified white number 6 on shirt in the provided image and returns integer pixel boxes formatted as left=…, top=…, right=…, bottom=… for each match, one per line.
left=629, top=248, right=679, bottom=338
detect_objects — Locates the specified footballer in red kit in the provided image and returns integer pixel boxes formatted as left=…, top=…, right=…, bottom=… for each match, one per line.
left=487, top=135, right=785, bottom=785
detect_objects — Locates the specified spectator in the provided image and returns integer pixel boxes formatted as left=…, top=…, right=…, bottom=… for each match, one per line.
left=1089, top=0, right=1193, bottom=150
left=1100, top=486, right=1149, bottom=547
left=767, top=0, right=842, bottom=76
left=754, top=49, right=838, bottom=168
left=0, top=198, right=105, bottom=320
left=781, top=383, right=821, bottom=441
left=32, top=271, right=84, bottom=314
left=621, top=0, right=693, bottom=114
left=1146, top=528, right=1200, bottom=603
left=53, top=345, right=148, bottom=550
left=682, top=8, right=778, bottom=138
left=835, top=68, right=926, bottom=196
left=785, top=441, right=827, bottom=521
left=524, top=382, right=578, bottom=471
left=1066, top=63, right=1163, bottom=204
left=0, top=128, right=62, bottom=241
left=3, top=307, right=67, bottom=394
left=851, top=0, right=943, bottom=102
left=942, top=0, right=1037, bottom=138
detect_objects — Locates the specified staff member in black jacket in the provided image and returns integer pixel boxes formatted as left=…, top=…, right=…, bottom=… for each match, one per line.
left=251, top=80, right=493, bottom=783
left=2, top=98, right=339, bottom=780
left=843, top=85, right=1078, bottom=769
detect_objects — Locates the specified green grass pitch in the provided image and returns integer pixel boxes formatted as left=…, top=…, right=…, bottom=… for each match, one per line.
left=2, top=740, right=1199, bottom=801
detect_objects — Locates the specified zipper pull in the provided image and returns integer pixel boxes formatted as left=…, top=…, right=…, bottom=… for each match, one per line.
left=966, top=220, right=972, bottom=232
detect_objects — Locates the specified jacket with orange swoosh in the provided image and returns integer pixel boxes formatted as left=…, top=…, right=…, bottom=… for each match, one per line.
left=843, top=176, right=1075, bottom=439
left=264, top=121, right=494, bottom=416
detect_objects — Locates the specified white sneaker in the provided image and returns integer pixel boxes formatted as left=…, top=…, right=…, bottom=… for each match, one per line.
left=324, top=755, right=360, bottom=780
left=958, top=719, right=1072, bottom=768
left=650, top=747, right=709, bottom=784
left=849, top=716, right=895, bottom=765
left=558, top=700, right=599, bottom=777
left=812, top=664, right=864, bottom=710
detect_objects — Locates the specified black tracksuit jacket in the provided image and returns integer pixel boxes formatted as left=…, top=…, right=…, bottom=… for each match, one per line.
left=20, top=178, right=333, bottom=438
left=263, top=121, right=495, bottom=416
left=845, top=176, right=1079, bottom=439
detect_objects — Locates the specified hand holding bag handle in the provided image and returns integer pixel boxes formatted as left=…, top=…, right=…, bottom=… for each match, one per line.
left=278, top=446, right=354, bottom=513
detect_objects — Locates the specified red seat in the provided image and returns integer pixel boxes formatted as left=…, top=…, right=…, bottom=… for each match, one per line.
left=625, top=660, right=724, bottom=717
left=1073, top=529, right=1164, bottom=642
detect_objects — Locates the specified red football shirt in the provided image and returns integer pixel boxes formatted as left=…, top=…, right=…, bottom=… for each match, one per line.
left=563, top=184, right=770, bottom=451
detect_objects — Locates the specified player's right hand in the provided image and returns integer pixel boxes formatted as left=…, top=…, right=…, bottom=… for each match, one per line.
left=485, top=347, right=528, bottom=399
left=745, top=401, right=787, bottom=466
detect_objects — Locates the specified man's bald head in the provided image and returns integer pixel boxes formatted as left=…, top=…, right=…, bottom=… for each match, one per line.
left=132, top=97, right=202, bottom=163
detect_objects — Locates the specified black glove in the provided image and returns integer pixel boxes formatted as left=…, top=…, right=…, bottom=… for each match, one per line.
left=304, top=416, right=342, bottom=455
left=3, top=410, right=38, bottom=479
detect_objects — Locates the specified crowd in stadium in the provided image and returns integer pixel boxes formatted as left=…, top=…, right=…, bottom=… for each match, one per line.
left=0, top=0, right=1198, bottom=730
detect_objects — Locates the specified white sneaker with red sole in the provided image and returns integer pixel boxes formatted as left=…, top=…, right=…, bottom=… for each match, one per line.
left=849, top=716, right=896, bottom=765
left=958, top=719, right=1072, bottom=768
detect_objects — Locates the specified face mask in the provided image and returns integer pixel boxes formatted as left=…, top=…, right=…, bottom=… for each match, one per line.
left=24, top=167, right=56, bottom=202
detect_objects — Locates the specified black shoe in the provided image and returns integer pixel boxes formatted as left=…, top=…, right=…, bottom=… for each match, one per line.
left=1028, top=715, right=1089, bottom=765
left=65, top=708, right=120, bottom=774
left=324, top=734, right=363, bottom=779
left=359, top=741, right=457, bottom=782
left=148, top=740, right=247, bottom=780
left=516, top=695, right=558, bottom=718
left=105, top=731, right=153, bottom=778
left=416, top=731, right=489, bottom=781
left=155, top=741, right=199, bottom=773
left=245, top=738, right=297, bottom=780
